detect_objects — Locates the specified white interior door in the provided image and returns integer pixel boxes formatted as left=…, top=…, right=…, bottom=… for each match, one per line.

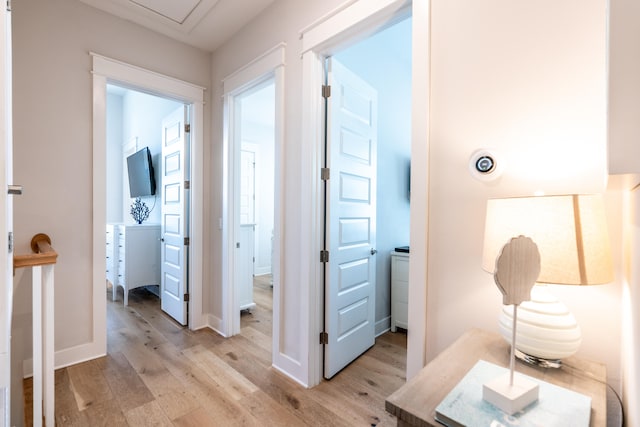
left=161, top=106, right=189, bottom=325
left=238, top=148, right=256, bottom=310
left=240, top=149, right=256, bottom=225
left=323, top=58, right=378, bottom=379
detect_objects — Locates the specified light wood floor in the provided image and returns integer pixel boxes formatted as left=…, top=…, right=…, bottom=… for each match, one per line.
left=24, top=277, right=407, bottom=426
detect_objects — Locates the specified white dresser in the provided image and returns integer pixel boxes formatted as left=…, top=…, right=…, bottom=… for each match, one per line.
left=391, top=251, right=409, bottom=332
left=107, top=223, right=161, bottom=305
left=106, top=224, right=118, bottom=286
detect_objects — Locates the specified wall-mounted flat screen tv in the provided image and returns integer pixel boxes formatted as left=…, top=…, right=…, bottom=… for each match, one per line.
left=127, top=147, right=156, bottom=197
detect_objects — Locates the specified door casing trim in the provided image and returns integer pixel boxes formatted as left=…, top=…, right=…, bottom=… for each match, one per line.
left=91, top=53, right=206, bottom=361
left=299, top=0, right=428, bottom=387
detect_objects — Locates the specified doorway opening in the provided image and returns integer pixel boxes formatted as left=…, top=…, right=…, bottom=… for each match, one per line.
left=320, top=15, right=412, bottom=379
left=233, top=79, right=276, bottom=347
left=92, top=53, right=206, bottom=362
left=105, top=84, right=191, bottom=326
left=221, top=44, right=284, bottom=373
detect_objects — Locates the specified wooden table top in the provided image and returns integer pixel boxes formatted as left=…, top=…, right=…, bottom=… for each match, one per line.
left=385, top=329, right=606, bottom=426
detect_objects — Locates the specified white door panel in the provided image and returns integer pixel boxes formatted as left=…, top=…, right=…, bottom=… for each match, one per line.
left=161, top=106, right=189, bottom=325
left=324, top=58, right=377, bottom=379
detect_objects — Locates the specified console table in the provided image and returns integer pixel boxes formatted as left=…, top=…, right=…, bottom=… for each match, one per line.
left=386, top=329, right=606, bottom=426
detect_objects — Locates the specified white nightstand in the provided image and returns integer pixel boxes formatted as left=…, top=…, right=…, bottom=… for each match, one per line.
left=391, top=251, right=409, bottom=332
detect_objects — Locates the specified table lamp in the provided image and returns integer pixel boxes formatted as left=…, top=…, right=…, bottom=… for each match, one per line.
left=482, top=194, right=614, bottom=367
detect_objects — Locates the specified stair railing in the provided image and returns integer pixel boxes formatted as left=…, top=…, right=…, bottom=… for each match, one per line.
left=14, top=233, right=58, bottom=427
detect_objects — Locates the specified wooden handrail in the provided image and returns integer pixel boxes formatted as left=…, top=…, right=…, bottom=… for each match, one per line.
left=14, top=233, right=58, bottom=269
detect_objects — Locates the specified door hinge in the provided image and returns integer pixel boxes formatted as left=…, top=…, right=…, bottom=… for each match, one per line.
left=320, top=331, right=329, bottom=345
left=322, top=85, right=331, bottom=98
left=320, top=250, right=329, bottom=263
left=185, top=124, right=191, bottom=133
left=321, top=168, right=330, bottom=181
left=184, top=293, right=190, bottom=302
left=6, top=0, right=11, bottom=12
left=184, top=237, right=190, bottom=246
left=8, top=232, right=13, bottom=253
left=184, top=180, right=190, bottom=190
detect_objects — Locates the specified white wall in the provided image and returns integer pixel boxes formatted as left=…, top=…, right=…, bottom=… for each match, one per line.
left=106, top=92, right=123, bottom=224
left=119, top=89, right=182, bottom=225
left=609, top=0, right=640, bottom=175
left=426, top=0, right=616, bottom=386
left=624, top=185, right=640, bottom=426
left=10, top=0, right=210, bottom=423
left=334, top=18, right=412, bottom=335
left=609, top=0, right=640, bottom=419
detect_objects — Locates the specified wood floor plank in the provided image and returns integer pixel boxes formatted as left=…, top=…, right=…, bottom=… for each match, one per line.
left=95, top=352, right=155, bottom=413
left=66, top=358, right=114, bottom=411
left=172, top=406, right=233, bottom=427
left=238, top=389, right=308, bottom=426
left=127, top=288, right=204, bottom=350
left=310, top=377, right=393, bottom=426
left=208, top=345, right=352, bottom=427
left=52, top=368, right=90, bottom=426
left=124, top=400, right=174, bottom=427
left=347, top=353, right=407, bottom=396
left=73, top=398, right=129, bottom=427
left=182, top=344, right=259, bottom=401
left=240, top=308, right=272, bottom=337
left=152, top=342, right=258, bottom=425
left=239, top=325, right=272, bottom=353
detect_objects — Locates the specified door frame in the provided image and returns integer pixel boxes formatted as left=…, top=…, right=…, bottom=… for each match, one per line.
left=299, top=0, right=430, bottom=386
left=91, top=53, right=206, bottom=356
left=0, top=3, right=11, bottom=423
left=221, top=45, right=284, bottom=365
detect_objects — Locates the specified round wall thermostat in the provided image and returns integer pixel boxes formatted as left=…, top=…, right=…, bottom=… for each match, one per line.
left=475, top=156, right=495, bottom=174
left=469, top=149, right=504, bottom=182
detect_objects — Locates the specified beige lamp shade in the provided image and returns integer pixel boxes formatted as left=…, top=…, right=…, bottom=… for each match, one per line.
left=482, top=194, right=613, bottom=286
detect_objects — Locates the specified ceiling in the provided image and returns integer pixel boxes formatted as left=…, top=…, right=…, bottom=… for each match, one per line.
left=79, top=0, right=276, bottom=52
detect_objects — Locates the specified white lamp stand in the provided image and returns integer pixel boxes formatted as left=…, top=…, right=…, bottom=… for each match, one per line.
left=483, top=237, right=540, bottom=414
left=483, top=372, right=539, bottom=415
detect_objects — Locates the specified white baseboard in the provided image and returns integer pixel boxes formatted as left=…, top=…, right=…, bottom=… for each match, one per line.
left=205, top=314, right=227, bottom=337
left=254, top=268, right=272, bottom=277
left=23, top=340, right=106, bottom=379
left=375, top=316, right=391, bottom=337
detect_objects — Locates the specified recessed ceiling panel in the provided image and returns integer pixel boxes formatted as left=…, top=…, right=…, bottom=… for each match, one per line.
left=78, top=0, right=276, bottom=52
left=130, top=0, right=200, bottom=24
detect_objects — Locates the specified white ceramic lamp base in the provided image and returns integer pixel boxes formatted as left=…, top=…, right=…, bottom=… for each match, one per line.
left=499, top=284, right=581, bottom=365
left=483, top=372, right=539, bottom=415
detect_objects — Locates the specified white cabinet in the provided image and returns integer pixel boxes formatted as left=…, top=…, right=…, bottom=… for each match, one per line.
left=107, top=223, right=161, bottom=305
left=106, top=224, right=117, bottom=285
left=391, top=251, right=409, bottom=332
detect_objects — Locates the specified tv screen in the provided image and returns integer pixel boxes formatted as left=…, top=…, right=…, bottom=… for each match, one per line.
left=127, top=147, right=156, bottom=198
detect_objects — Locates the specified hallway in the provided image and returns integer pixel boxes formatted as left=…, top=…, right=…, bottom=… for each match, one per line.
left=23, top=281, right=407, bottom=426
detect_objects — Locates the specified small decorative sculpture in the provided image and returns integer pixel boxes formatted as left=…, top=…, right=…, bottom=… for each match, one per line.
left=483, top=235, right=541, bottom=415
left=130, top=197, right=150, bottom=224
